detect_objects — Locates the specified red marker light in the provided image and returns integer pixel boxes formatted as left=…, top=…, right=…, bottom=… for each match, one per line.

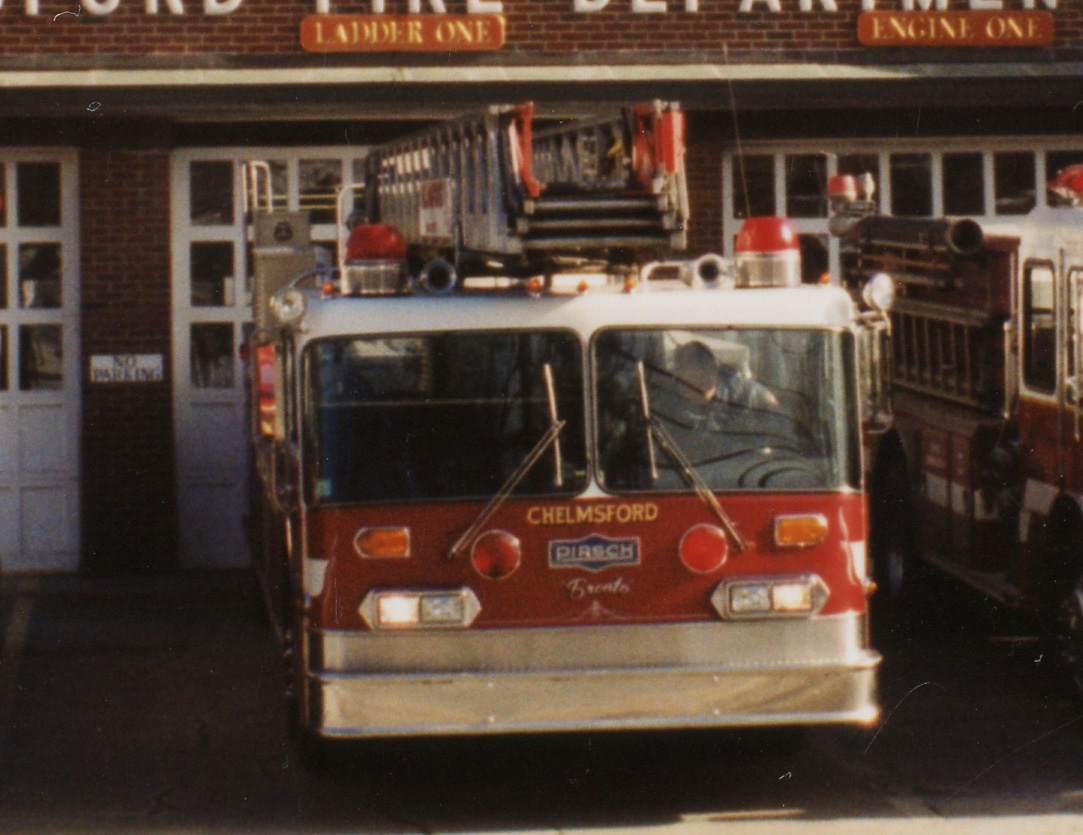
left=345, top=223, right=407, bottom=262
left=471, top=530, right=522, bottom=580
left=679, top=524, right=729, bottom=573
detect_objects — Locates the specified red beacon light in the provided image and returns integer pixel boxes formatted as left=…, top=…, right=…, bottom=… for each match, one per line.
left=341, top=222, right=409, bottom=295
left=826, top=174, right=858, bottom=213
left=1049, top=165, right=1083, bottom=207
left=734, top=217, right=802, bottom=288
left=345, top=223, right=407, bottom=262
left=827, top=174, right=858, bottom=201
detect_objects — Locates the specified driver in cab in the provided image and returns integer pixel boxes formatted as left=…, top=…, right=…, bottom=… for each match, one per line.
left=668, top=340, right=779, bottom=429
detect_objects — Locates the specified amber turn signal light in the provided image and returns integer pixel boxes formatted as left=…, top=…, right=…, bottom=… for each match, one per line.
left=773, top=514, right=828, bottom=548
left=354, top=526, right=411, bottom=559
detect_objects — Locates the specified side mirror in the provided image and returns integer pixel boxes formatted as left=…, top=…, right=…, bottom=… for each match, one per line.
left=862, top=272, right=896, bottom=313
left=269, top=444, right=299, bottom=514
left=857, top=316, right=893, bottom=435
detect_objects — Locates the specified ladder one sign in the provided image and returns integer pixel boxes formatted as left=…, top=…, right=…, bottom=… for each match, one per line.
left=300, top=13, right=505, bottom=50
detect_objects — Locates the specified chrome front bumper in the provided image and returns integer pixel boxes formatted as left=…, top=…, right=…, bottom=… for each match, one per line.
left=300, top=615, right=880, bottom=738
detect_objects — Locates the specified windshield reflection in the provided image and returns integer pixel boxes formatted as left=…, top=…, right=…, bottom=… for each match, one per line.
left=595, top=328, right=858, bottom=492
left=303, top=326, right=857, bottom=506
left=304, top=331, right=586, bottom=505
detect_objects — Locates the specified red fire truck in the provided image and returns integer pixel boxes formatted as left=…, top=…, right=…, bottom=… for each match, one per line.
left=245, top=103, right=883, bottom=751
left=831, top=169, right=1083, bottom=693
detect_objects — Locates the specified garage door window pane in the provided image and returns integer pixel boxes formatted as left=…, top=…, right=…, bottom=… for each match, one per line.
left=190, top=161, right=234, bottom=226
left=890, top=154, right=932, bottom=217
left=267, top=160, right=289, bottom=212
left=1023, top=262, right=1055, bottom=392
left=799, top=234, right=829, bottom=284
left=1046, top=151, right=1083, bottom=207
left=995, top=152, right=1036, bottom=216
left=786, top=155, right=827, bottom=219
left=733, top=155, right=775, bottom=220
left=191, top=323, right=234, bottom=388
left=300, top=159, right=342, bottom=225
left=943, top=153, right=984, bottom=216
left=191, top=242, right=235, bottom=307
left=19, top=324, right=62, bottom=390
left=0, top=325, right=7, bottom=391
left=16, top=162, right=61, bottom=227
left=0, top=165, right=6, bottom=227
left=19, top=243, right=61, bottom=309
left=0, top=244, right=6, bottom=309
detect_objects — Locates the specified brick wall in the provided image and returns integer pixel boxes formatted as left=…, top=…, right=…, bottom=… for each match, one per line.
left=685, top=115, right=725, bottom=257
left=0, top=0, right=1079, bottom=56
left=80, top=143, right=178, bottom=573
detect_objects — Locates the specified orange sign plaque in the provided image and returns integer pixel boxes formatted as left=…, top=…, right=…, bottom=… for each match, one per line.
left=858, top=11, right=1054, bottom=47
left=300, top=14, right=506, bottom=52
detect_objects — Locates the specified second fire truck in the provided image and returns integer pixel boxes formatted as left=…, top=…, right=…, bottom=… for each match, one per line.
left=246, top=103, right=885, bottom=750
left=832, top=168, right=1083, bottom=693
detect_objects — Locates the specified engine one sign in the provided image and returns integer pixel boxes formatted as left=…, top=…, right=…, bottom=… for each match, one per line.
left=858, top=9, right=1053, bottom=44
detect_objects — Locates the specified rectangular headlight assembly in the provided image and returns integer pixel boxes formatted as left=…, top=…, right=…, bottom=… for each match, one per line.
left=360, top=588, right=481, bottom=630
left=711, top=574, right=829, bottom=620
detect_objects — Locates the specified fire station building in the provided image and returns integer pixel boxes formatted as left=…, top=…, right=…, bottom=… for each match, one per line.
left=0, top=0, right=1080, bottom=572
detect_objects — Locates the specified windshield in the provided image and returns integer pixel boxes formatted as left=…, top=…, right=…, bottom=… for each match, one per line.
left=304, top=331, right=586, bottom=505
left=594, top=327, right=859, bottom=492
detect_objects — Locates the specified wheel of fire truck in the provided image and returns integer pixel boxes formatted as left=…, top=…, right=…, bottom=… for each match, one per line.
left=868, top=442, right=923, bottom=641
left=1041, top=499, right=1083, bottom=698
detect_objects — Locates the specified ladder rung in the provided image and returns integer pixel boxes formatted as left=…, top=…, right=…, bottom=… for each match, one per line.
left=526, top=195, right=662, bottom=214
left=523, top=234, right=673, bottom=249
left=522, top=217, right=666, bottom=232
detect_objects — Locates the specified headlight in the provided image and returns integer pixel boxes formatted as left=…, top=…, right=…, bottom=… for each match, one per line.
left=359, top=587, right=481, bottom=630
left=862, top=272, right=896, bottom=312
left=270, top=287, right=307, bottom=324
left=711, top=574, right=829, bottom=619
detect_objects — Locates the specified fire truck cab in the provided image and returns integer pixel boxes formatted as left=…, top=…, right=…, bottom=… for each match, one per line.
left=833, top=170, right=1083, bottom=692
left=245, top=105, right=883, bottom=748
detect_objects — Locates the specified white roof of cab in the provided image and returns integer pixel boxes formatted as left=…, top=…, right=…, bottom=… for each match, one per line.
left=295, top=282, right=857, bottom=345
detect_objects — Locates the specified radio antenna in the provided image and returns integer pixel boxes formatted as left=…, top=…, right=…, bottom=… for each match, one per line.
left=724, top=45, right=752, bottom=220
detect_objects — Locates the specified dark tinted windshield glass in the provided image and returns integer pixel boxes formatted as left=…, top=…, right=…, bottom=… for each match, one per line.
left=304, top=331, right=586, bottom=504
left=595, top=328, right=858, bottom=492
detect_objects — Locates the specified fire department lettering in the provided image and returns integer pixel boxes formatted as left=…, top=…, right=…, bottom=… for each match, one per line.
left=527, top=502, right=658, bottom=525
left=549, top=534, right=640, bottom=571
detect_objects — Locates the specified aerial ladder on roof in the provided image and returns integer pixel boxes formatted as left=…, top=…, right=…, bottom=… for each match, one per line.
left=360, top=100, right=689, bottom=282
left=242, top=101, right=690, bottom=307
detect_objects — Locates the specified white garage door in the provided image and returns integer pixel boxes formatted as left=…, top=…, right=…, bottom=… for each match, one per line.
left=0, top=151, right=81, bottom=572
left=171, top=148, right=365, bottom=568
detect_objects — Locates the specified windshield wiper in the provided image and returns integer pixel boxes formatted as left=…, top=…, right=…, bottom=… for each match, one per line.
left=543, top=363, right=563, bottom=488
left=637, top=361, right=748, bottom=552
left=447, top=363, right=566, bottom=560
